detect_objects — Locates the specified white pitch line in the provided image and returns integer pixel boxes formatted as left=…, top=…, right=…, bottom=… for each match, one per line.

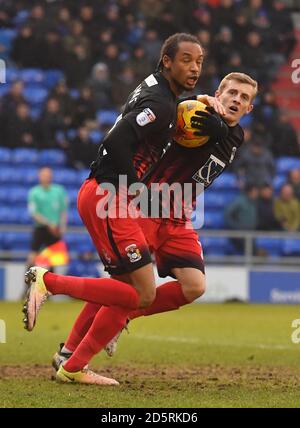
left=133, top=334, right=300, bottom=351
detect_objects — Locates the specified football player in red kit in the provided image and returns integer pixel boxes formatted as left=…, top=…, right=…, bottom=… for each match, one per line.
left=24, top=33, right=226, bottom=385
left=52, top=72, right=257, bottom=362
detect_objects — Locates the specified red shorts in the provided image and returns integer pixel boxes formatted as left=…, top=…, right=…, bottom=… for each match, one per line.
left=137, top=217, right=205, bottom=278
left=77, top=179, right=152, bottom=275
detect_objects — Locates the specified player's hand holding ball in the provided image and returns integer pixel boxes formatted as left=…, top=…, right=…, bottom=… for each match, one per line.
left=191, top=107, right=229, bottom=141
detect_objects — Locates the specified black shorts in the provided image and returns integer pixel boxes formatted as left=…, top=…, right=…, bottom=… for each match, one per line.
left=30, top=226, right=60, bottom=252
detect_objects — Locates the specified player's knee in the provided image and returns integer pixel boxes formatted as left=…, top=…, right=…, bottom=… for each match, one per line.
left=138, top=288, right=156, bottom=309
left=183, top=276, right=206, bottom=302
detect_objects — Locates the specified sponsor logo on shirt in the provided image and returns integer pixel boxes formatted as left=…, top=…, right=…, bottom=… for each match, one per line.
left=192, top=154, right=225, bottom=186
left=136, top=108, right=156, bottom=126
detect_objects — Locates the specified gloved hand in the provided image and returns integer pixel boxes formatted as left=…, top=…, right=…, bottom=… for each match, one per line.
left=191, top=107, right=229, bottom=140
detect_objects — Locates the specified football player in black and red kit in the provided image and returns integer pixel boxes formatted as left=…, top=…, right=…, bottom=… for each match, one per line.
left=51, top=72, right=258, bottom=365
left=25, top=33, right=226, bottom=384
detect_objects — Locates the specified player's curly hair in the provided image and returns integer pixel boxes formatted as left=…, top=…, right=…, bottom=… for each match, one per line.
left=156, top=33, right=202, bottom=72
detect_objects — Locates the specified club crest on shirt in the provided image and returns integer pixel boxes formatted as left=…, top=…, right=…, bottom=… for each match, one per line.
left=125, top=244, right=142, bottom=263
left=136, top=108, right=156, bottom=126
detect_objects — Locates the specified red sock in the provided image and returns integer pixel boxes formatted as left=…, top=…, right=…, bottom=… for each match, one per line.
left=44, top=272, right=139, bottom=309
left=63, top=305, right=129, bottom=372
left=129, top=281, right=188, bottom=319
left=65, top=303, right=101, bottom=352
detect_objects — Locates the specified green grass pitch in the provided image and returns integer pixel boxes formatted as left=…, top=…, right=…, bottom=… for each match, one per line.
left=1, top=301, right=300, bottom=408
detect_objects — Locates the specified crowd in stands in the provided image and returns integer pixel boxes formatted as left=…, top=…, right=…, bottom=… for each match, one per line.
left=0, top=0, right=300, bottom=236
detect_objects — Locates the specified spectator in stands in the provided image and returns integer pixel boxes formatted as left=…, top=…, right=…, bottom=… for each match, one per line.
left=63, top=20, right=91, bottom=59
left=38, top=98, right=65, bottom=148
left=27, top=4, right=50, bottom=38
left=225, top=184, right=259, bottom=253
left=85, top=62, right=113, bottom=109
left=288, top=169, right=300, bottom=200
left=143, top=29, right=162, bottom=68
left=73, top=86, right=96, bottom=128
left=5, top=102, right=36, bottom=148
left=11, top=25, right=38, bottom=68
left=49, top=80, right=74, bottom=127
left=66, top=126, right=97, bottom=170
left=271, top=113, right=300, bottom=157
left=26, top=167, right=68, bottom=275
left=112, top=65, right=137, bottom=109
left=225, top=184, right=259, bottom=231
left=127, top=45, right=152, bottom=82
left=274, top=184, right=300, bottom=231
left=38, top=28, right=65, bottom=70
left=256, top=184, right=282, bottom=231
left=0, top=80, right=25, bottom=117
left=234, top=139, right=275, bottom=187
left=63, top=44, right=91, bottom=89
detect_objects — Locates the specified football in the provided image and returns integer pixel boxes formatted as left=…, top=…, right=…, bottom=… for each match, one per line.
left=174, top=99, right=210, bottom=148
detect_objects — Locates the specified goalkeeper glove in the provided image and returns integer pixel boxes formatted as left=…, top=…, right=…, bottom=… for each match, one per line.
left=191, top=107, right=229, bottom=141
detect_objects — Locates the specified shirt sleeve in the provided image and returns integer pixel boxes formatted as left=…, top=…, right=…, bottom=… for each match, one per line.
left=122, top=97, right=172, bottom=140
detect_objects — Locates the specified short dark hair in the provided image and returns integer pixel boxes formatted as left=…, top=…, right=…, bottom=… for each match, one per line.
left=156, top=33, right=202, bottom=71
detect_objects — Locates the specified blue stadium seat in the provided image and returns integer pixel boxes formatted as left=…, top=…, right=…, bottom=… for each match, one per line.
left=203, top=210, right=225, bottom=229
left=97, top=110, right=119, bottom=126
left=6, top=186, right=29, bottom=204
left=3, top=232, right=31, bottom=251
left=6, top=68, right=19, bottom=83
left=201, top=236, right=234, bottom=256
left=53, top=169, right=77, bottom=186
left=273, top=175, right=287, bottom=192
left=67, top=260, right=99, bottom=278
left=276, top=157, right=300, bottom=174
left=255, top=237, right=283, bottom=256
left=65, top=233, right=93, bottom=252
left=0, top=85, right=9, bottom=96
left=66, top=129, right=77, bottom=139
left=12, top=148, right=39, bottom=165
left=67, top=188, right=79, bottom=206
left=0, top=147, right=12, bottom=163
left=68, top=208, right=83, bottom=226
left=44, top=70, right=64, bottom=88
left=20, top=69, right=45, bottom=84
left=0, top=167, right=25, bottom=184
left=0, top=206, right=19, bottom=223
left=0, top=187, right=8, bottom=202
left=13, top=10, right=30, bottom=26
left=211, top=173, right=239, bottom=190
left=204, top=191, right=237, bottom=209
left=23, top=86, right=48, bottom=106
left=18, top=167, right=39, bottom=185
left=282, top=239, right=300, bottom=256
left=39, top=149, right=66, bottom=166
left=89, top=130, right=104, bottom=144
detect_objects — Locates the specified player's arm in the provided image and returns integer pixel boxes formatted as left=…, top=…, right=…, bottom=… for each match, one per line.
left=102, top=118, right=140, bottom=186
left=178, top=95, right=226, bottom=117
left=196, top=95, right=226, bottom=117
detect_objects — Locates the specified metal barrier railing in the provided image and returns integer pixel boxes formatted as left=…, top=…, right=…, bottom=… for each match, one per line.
left=0, top=225, right=300, bottom=268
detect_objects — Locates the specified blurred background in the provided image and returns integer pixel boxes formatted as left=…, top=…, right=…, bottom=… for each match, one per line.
left=0, top=0, right=299, bottom=303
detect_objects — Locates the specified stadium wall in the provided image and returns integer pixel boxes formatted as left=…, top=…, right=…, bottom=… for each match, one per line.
left=0, top=262, right=300, bottom=304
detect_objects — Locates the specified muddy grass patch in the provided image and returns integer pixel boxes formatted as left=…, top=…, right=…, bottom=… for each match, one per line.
left=0, top=364, right=299, bottom=389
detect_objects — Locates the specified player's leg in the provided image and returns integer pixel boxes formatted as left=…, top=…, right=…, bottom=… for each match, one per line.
left=129, top=222, right=206, bottom=318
